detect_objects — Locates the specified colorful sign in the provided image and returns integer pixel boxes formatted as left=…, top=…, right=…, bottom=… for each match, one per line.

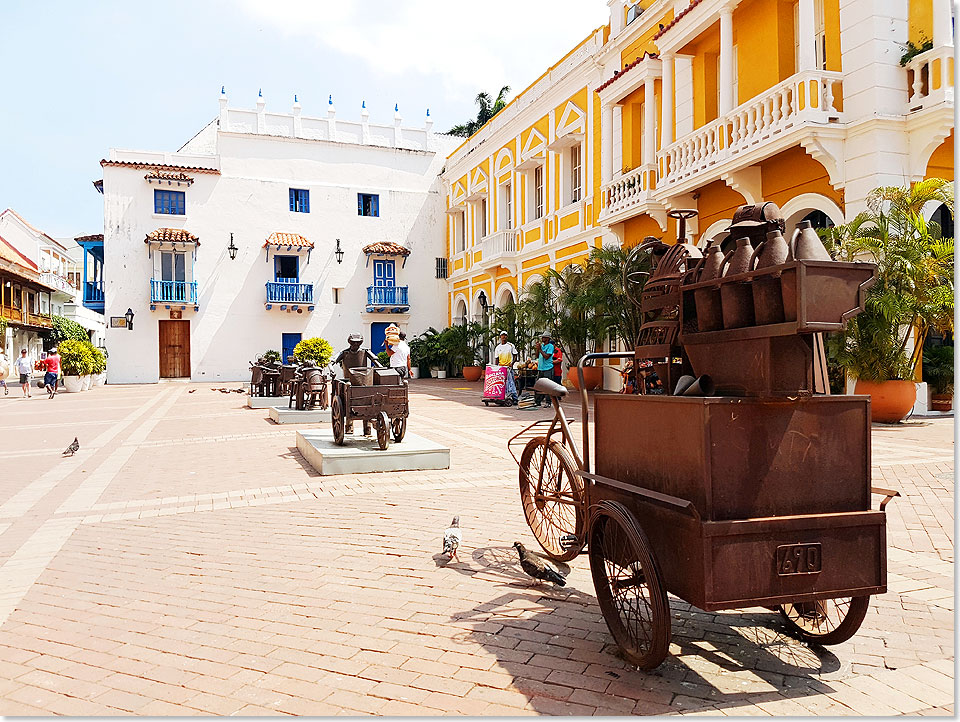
left=109, top=317, right=128, bottom=328
left=483, top=365, right=507, bottom=401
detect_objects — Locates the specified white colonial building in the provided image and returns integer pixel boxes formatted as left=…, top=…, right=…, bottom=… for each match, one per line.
left=98, top=90, right=459, bottom=384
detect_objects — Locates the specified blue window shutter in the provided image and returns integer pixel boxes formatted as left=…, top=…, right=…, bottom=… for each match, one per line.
left=289, top=189, right=295, bottom=212
left=372, top=195, right=379, bottom=217
left=303, top=190, right=309, bottom=213
left=358, top=194, right=363, bottom=215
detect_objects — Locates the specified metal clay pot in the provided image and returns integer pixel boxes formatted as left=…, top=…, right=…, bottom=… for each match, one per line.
left=792, top=220, right=833, bottom=261
left=693, top=245, right=725, bottom=331
left=751, top=229, right=791, bottom=325
left=719, top=238, right=756, bottom=328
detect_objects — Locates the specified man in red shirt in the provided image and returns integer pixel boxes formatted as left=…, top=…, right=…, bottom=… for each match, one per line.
left=43, top=348, right=60, bottom=399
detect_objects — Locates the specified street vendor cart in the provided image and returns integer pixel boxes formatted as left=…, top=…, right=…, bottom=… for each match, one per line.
left=509, top=205, right=897, bottom=670
left=330, top=366, right=409, bottom=450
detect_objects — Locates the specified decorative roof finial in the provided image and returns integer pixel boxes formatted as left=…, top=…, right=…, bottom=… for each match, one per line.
left=294, top=94, right=298, bottom=103
left=426, top=108, right=430, bottom=117
left=395, top=103, right=399, bottom=112
left=258, top=88, right=262, bottom=98
left=221, top=85, right=225, bottom=95
left=362, top=100, right=366, bottom=109
left=328, top=94, right=333, bottom=105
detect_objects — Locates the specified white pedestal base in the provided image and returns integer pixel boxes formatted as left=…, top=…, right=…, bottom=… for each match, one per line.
left=269, top=406, right=331, bottom=424
left=247, top=395, right=283, bottom=409
left=295, top=430, right=450, bottom=476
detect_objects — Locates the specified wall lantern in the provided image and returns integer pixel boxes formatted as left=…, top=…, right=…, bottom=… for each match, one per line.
left=227, top=233, right=238, bottom=261
left=124, top=308, right=135, bottom=330
left=335, top=238, right=344, bottom=264
left=478, top=291, right=488, bottom=311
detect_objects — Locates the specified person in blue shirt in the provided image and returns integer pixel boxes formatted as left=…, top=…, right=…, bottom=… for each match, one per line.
left=533, top=332, right=556, bottom=408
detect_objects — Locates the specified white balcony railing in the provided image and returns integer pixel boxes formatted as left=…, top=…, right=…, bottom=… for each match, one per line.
left=40, top=271, right=78, bottom=296
left=599, top=164, right=657, bottom=220
left=479, top=229, right=519, bottom=267
left=905, top=45, right=955, bottom=112
left=659, top=70, right=843, bottom=188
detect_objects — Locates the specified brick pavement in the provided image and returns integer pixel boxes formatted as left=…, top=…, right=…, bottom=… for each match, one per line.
left=0, top=380, right=953, bottom=715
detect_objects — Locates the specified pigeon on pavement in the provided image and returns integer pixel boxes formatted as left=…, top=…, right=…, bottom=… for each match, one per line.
left=443, top=516, right=462, bottom=561
left=62, top=437, right=79, bottom=456
left=513, top=541, right=566, bottom=586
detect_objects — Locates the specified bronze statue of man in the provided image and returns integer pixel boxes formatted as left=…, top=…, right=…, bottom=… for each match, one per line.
left=333, top=333, right=381, bottom=436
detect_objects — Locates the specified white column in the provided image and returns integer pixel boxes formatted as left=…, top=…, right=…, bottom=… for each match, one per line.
left=601, top=103, right=613, bottom=184
left=933, top=0, right=953, bottom=47
left=718, top=8, right=735, bottom=114
left=643, top=76, right=656, bottom=165
left=660, top=54, right=674, bottom=149
left=798, top=0, right=817, bottom=72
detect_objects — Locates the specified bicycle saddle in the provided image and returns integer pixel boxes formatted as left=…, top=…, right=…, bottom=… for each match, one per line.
left=533, top=378, right=567, bottom=398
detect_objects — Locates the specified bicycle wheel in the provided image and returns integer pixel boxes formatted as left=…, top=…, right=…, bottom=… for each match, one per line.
left=778, top=596, right=870, bottom=645
left=518, top=437, right=585, bottom=562
left=589, top=500, right=671, bottom=670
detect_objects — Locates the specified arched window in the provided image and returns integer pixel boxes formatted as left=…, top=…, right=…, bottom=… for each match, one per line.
left=930, top=203, right=954, bottom=239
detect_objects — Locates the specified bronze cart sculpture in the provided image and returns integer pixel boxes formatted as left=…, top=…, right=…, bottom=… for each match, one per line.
left=330, top=333, right=409, bottom=450
left=512, top=204, right=898, bottom=670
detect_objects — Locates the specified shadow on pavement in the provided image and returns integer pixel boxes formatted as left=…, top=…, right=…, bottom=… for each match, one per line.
left=448, top=547, right=844, bottom=715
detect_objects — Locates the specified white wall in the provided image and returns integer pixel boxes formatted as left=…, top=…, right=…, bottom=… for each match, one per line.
left=102, top=119, right=459, bottom=383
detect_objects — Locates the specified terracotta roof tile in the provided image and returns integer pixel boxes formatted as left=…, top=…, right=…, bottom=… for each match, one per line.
left=652, top=0, right=704, bottom=40
left=74, top=234, right=104, bottom=243
left=100, top=159, right=220, bottom=175
left=596, top=51, right=659, bottom=93
left=263, top=232, right=314, bottom=249
left=362, top=241, right=411, bottom=256
left=144, top=228, right=200, bottom=244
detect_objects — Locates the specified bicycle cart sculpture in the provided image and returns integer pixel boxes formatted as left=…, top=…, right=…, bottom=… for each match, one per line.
left=330, top=333, right=409, bottom=451
left=511, top=204, right=898, bottom=670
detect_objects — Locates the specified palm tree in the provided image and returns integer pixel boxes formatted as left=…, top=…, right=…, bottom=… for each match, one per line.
left=830, top=178, right=954, bottom=381
left=448, top=86, right=511, bottom=138
left=582, top=243, right=651, bottom=349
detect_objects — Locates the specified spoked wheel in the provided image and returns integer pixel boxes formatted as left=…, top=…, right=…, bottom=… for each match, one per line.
left=518, top=437, right=585, bottom=562
left=376, top=411, right=390, bottom=450
left=392, top=415, right=407, bottom=443
left=331, top=396, right=345, bottom=445
left=589, top=500, right=671, bottom=670
left=778, top=596, right=870, bottom=645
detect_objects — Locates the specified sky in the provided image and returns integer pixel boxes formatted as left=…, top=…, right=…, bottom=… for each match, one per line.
left=0, top=0, right=609, bottom=239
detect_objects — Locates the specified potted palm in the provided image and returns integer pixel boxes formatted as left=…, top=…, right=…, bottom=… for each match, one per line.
left=923, top=345, right=954, bottom=412
left=444, top=322, right=485, bottom=381
left=830, top=179, right=954, bottom=422
left=59, top=339, right=93, bottom=393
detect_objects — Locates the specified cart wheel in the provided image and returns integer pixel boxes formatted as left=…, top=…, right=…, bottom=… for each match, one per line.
left=588, top=500, right=671, bottom=671
left=518, top=437, right=585, bottom=562
left=392, top=415, right=407, bottom=443
left=376, top=411, right=390, bottom=450
left=778, top=596, right=870, bottom=645
left=483, top=400, right=490, bottom=406
left=331, top=396, right=345, bottom=445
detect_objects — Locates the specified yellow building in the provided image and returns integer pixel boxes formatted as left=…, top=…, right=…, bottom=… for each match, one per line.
left=442, top=0, right=954, bottom=334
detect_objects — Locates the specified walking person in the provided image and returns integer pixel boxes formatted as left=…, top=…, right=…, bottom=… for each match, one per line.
left=43, top=347, right=61, bottom=399
left=493, top=331, right=519, bottom=403
left=0, top=350, right=8, bottom=395
left=388, top=331, right=412, bottom=380
left=552, top=344, right=563, bottom=385
left=532, top=332, right=555, bottom=408
left=14, top=348, right=32, bottom=398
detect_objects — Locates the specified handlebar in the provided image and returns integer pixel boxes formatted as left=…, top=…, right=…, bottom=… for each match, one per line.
left=577, top=352, right=635, bottom=474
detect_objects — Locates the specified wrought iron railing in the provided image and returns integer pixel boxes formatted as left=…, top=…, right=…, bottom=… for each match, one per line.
left=150, top=279, right=198, bottom=304
left=366, top=285, right=409, bottom=306
left=266, top=281, right=314, bottom=304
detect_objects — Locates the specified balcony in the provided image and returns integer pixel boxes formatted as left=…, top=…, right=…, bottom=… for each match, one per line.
left=598, top=164, right=658, bottom=225
left=265, top=281, right=315, bottom=311
left=658, top=70, right=843, bottom=194
left=84, top=280, right=104, bottom=313
left=906, top=45, right=954, bottom=113
left=0, top=307, right=52, bottom=329
left=40, top=271, right=78, bottom=297
left=366, top=285, right=410, bottom=313
left=150, top=279, right=199, bottom=310
left=478, top=229, right=519, bottom=271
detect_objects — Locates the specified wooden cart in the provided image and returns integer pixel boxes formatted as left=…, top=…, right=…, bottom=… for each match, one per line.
left=330, top=369, right=408, bottom=450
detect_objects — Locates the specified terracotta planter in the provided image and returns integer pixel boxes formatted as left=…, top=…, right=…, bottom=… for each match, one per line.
left=854, top=379, right=917, bottom=423
left=62, top=375, right=83, bottom=393
left=462, top=366, right=483, bottom=382
left=567, top=366, right=603, bottom=391
left=931, top=394, right=953, bottom=412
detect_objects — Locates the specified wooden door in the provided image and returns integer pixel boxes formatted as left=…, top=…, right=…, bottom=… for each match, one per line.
left=159, top=320, right=191, bottom=378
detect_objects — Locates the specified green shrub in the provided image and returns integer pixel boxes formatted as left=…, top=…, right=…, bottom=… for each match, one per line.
left=88, top=344, right=107, bottom=375
left=49, top=315, right=88, bottom=346
left=259, top=349, right=281, bottom=363
left=293, top=337, right=333, bottom=367
left=59, top=339, right=94, bottom=376
left=377, top=351, right=390, bottom=366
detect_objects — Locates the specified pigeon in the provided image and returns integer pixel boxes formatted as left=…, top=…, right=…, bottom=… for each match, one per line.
left=62, top=437, right=79, bottom=457
left=442, top=516, right=462, bottom=561
left=513, top=541, right=566, bottom=586
left=188, top=389, right=196, bottom=393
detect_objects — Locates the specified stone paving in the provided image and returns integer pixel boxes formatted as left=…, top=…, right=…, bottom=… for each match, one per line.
left=0, top=380, right=953, bottom=716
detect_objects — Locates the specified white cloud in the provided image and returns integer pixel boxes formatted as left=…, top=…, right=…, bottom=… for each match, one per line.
left=238, top=0, right=609, bottom=103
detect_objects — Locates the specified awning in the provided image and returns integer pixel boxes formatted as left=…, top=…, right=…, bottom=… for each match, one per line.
left=262, top=232, right=314, bottom=250
left=362, top=241, right=410, bottom=257
left=144, top=228, right=200, bottom=246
